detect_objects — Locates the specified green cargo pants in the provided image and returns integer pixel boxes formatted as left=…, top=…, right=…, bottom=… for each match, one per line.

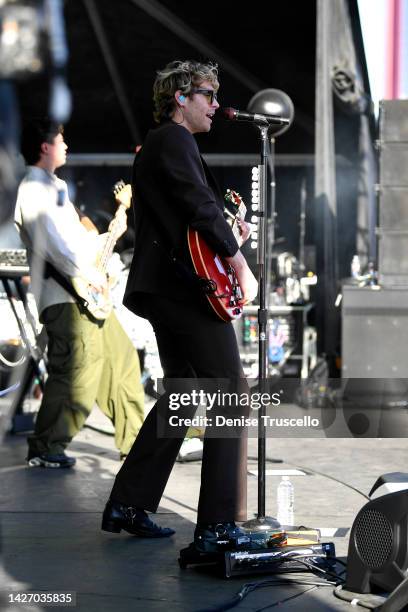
left=28, top=303, right=144, bottom=456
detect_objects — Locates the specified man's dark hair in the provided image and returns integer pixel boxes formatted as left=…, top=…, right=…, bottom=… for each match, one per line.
left=20, top=118, right=63, bottom=165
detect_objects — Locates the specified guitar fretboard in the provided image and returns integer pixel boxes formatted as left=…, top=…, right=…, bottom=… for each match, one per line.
left=226, top=201, right=247, bottom=245
left=97, top=205, right=126, bottom=272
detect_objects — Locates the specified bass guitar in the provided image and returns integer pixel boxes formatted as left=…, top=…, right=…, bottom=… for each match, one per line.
left=187, top=189, right=247, bottom=322
left=71, top=180, right=131, bottom=320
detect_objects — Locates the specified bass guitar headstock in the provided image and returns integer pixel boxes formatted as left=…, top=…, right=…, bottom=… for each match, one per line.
left=113, top=180, right=132, bottom=210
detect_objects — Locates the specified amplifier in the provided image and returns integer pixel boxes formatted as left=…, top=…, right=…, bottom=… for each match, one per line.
left=379, top=100, right=408, bottom=142
left=376, top=100, right=408, bottom=287
left=378, top=229, right=408, bottom=286
left=342, top=285, right=408, bottom=378
left=378, top=187, right=408, bottom=230
left=379, top=143, right=408, bottom=187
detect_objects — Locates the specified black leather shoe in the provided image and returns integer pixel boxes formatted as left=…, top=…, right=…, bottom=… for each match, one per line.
left=101, top=499, right=175, bottom=538
left=194, top=521, right=250, bottom=552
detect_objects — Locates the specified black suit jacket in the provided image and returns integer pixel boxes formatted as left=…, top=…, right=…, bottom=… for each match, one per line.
left=124, top=121, right=239, bottom=310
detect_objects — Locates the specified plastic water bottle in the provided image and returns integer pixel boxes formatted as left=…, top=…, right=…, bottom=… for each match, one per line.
left=351, top=255, right=361, bottom=279
left=277, top=476, right=294, bottom=527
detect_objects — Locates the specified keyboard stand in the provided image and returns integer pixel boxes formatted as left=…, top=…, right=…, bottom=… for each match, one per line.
left=1, top=274, right=47, bottom=433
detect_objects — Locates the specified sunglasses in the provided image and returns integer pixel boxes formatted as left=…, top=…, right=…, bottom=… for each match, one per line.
left=190, top=88, right=218, bottom=104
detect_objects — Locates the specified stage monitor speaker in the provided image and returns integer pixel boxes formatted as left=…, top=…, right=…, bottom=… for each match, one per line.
left=345, top=485, right=408, bottom=596
left=370, top=472, right=408, bottom=499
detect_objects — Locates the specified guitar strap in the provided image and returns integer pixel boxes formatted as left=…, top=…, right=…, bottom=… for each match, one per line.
left=19, top=190, right=90, bottom=310
left=150, top=229, right=203, bottom=292
left=138, top=196, right=205, bottom=293
left=43, top=205, right=90, bottom=310
left=138, top=157, right=227, bottom=295
left=200, top=156, right=224, bottom=208
left=43, top=261, right=89, bottom=310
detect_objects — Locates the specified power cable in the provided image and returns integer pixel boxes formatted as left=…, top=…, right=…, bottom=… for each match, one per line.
left=193, top=559, right=344, bottom=612
left=289, top=462, right=370, bottom=500
left=248, top=454, right=370, bottom=500
left=254, top=585, right=317, bottom=611
left=0, top=346, right=26, bottom=368
left=0, top=381, right=20, bottom=397
left=83, top=423, right=114, bottom=436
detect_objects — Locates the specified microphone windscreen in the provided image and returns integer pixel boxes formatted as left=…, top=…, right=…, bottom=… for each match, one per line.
left=221, top=107, right=237, bottom=120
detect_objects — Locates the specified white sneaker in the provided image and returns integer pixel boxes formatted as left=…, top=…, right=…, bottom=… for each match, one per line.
left=177, top=437, right=203, bottom=462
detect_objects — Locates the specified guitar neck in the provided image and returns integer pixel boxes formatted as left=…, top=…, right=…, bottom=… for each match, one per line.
left=97, top=205, right=125, bottom=272
left=228, top=202, right=247, bottom=245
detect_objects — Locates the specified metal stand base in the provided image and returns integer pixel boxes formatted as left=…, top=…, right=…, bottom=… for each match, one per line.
left=243, top=515, right=281, bottom=531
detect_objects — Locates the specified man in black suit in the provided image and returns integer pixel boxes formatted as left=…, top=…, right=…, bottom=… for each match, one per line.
left=102, top=60, right=258, bottom=551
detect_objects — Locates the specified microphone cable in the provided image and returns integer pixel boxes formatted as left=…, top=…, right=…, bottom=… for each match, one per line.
left=193, top=556, right=345, bottom=612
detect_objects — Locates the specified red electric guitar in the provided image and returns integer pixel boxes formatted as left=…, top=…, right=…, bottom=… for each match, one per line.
left=187, top=190, right=247, bottom=322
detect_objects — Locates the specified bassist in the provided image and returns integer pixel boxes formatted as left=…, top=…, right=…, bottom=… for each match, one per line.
left=14, top=118, right=145, bottom=468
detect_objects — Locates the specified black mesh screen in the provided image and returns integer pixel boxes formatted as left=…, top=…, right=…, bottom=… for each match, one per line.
left=355, top=509, right=394, bottom=569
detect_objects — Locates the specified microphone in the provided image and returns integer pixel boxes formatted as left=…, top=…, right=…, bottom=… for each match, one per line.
left=222, top=107, right=290, bottom=126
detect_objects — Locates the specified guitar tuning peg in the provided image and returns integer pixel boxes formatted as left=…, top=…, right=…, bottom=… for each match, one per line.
left=113, top=179, right=125, bottom=195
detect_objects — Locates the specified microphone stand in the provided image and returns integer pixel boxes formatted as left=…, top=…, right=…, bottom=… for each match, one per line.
left=244, top=125, right=280, bottom=531
left=266, top=135, right=276, bottom=300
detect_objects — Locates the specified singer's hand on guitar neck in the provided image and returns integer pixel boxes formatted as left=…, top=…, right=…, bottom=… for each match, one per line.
left=225, top=250, right=258, bottom=305
left=237, top=219, right=252, bottom=244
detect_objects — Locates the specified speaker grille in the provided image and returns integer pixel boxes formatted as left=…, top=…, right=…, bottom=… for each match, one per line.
left=355, top=509, right=393, bottom=569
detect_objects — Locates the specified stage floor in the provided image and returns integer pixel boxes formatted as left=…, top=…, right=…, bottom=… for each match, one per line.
left=1, top=402, right=407, bottom=611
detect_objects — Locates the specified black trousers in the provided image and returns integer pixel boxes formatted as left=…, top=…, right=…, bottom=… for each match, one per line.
left=110, top=293, right=248, bottom=523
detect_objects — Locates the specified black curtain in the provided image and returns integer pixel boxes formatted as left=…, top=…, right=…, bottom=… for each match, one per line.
left=314, top=0, right=376, bottom=368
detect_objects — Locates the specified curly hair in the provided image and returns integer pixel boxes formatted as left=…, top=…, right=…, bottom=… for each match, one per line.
left=153, top=60, right=219, bottom=123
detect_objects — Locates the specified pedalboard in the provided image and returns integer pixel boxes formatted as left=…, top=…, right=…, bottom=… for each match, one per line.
left=179, top=541, right=336, bottom=578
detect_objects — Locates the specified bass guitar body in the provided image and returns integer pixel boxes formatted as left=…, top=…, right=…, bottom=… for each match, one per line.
left=71, top=276, right=113, bottom=320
